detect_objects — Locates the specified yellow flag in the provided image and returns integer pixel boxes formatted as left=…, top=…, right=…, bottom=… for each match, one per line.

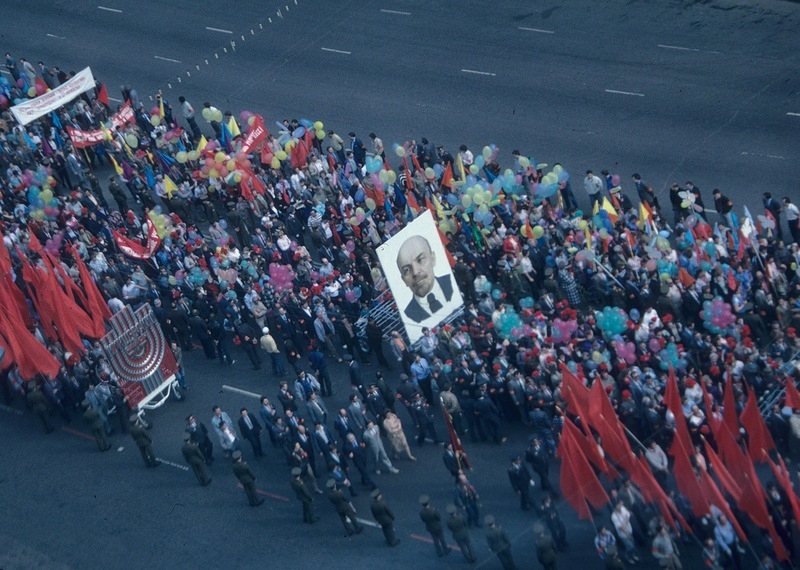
left=164, top=175, right=178, bottom=198
left=109, top=155, right=123, bottom=176
left=196, top=135, right=207, bottom=152
left=637, top=202, right=649, bottom=230
left=455, top=153, right=466, bottom=181
left=159, top=95, right=165, bottom=118
left=227, top=116, right=241, bottom=137
left=592, top=199, right=600, bottom=216
left=432, top=193, right=445, bottom=220
left=100, top=122, right=113, bottom=142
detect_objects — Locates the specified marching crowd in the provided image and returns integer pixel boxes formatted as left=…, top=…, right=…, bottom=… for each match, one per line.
left=3, top=53, right=800, bottom=569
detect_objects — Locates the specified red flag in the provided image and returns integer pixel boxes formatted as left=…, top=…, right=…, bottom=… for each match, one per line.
left=439, top=162, right=454, bottom=190
left=715, top=423, right=750, bottom=489
left=671, top=437, right=709, bottom=517
left=442, top=401, right=471, bottom=471
left=702, top=438, right=741, bottom=502
left=678, top=267, right=695, bottom=289
left=738, top=463, right=788, bottom=562
left=436, top=226, right=456, bottom=268
left=249, top=173, right=266, bottom=195
left=406, top=191, right=420, bottom=213
left=402, top=158, right=414, bottom=190
left=721, top=370, right=739, bottom=439
left=766, top=455, right=800, bottom=529
left=562, top=418, right=617, bottom=479
left=558, top=363, right=591, bottom=426
left=698, top=469, right=747, bottom=541
left=241, top=115, right=268, bottom=154
left=726, top=268, right=737, bottom=292
left=113, top=220, right=161, bottom=259
left=699, top=380, right=719, bottom=436
left=739, top=390, right=775, bottom=460
left=291, top=139, right=309, bottom=169
left=736, top=231, right=747, bottom=262
left=665, top=366, right=693, bottom=454
left=0, top=309, right=61, bottom=379
left=72, top=251, right=111, bottom=338
left=558, top=421, right=609, bottom=510
left=785, top=378, right=800, bottom=410
left=97, top=83, right=110, bottom=106
left=586, top=380, right=634, bottom=472
left=559, top=448, right=592, bottom=520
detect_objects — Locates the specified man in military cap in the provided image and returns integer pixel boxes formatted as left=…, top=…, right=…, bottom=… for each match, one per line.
left=27, top=381, right=53, bottom=433
left=485, top=515, right=516, bottom=570
left=370, top=489, right=400, bottom=546
left=326, top=479, right=363, bottom=536
left=181, top=432, right=211, bottom=486
left=446, top=504, right=476, bottom=563
left=419, top=495, right=450, bottom=556
left=291, top=466, right=318, bottom=523
left=82, top=399, right=111, bottom=452
left=232, top=450, right=263, bottom=506
left=129, top=414, right=160, bottom=468
left=534, top=521, right=559, bottom=570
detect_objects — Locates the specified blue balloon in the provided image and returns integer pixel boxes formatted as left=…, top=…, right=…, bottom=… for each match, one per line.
left=293, top=126, right=306, bottom=139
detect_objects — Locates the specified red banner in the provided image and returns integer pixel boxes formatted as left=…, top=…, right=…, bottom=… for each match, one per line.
left=113, top=220, right=162, bottom=259
left=240, top=114, right=268, bottom=154
left=66, top=102, right=135, bottom=148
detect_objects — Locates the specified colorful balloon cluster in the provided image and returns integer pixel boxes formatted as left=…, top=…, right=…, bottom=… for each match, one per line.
left=551, top=318, right=578, bottom=344
left=595, top=306, right=628, bottom=337
left=496, top=307, right=523, bottom=340
left=147, top=209, right=175, bottom=239
left=614, top=340, right=637, bottom=364
left=701, top=297, right=736, bottom=334
left=268, top=262, right=296, bottom=293
left=659, top=343, right=688, bottom=371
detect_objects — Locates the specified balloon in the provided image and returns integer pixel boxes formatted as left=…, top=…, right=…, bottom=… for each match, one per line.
left=469, top=164, right=479, bottom=175
left=518, top=156, right=530, bottom=169
left=212, top=109, right=223, bottom=123
left=27, top=86, right=36, bottom=98
left=387, top=171, right=397, bottom=184
left=215, top=151, right=226, bottom=163
left=175, top=151, right=188, bottom=163
left=187, top=150, right=199, bottom=161
left=394, top=145, right=405, bottom=158
left=482, top=146, right=492, bottom=160
left=293, top=126, right=306, bottom=139
left=461, top=195, right=472, bottom=208
left=313, top=121, right=324, bottom=131
left=270, top=157, right=280, bottom=169
left=150, top=115, right=161, bottom=126
left=365, top=198, right=376, bottom=211
left=316, top=129, right=325, bottom=140
left=346, top=240, right=356, bottom=252
left=275, top=150, right=287, bottom=161
left=532, top=226, right=544, bottom=239
left=209, top=168, right=219, bottom=178
left=424, top=167, right=435, bottom=179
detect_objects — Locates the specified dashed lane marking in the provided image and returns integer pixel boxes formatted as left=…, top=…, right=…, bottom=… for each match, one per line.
left=206, top=26, right=233, bottom=34
left=154, top=56, right=181, bottom=63
left=381, top=9, right=411, bottom=15
left=221, top=385, right=261, bottom=399
left=236, top=483, right=290, bottom=501
left=156, top=458, right=190, bottom=471
left=321, top=47, right=351, bottom=55
left=461, top=69, right=496, bottom=76
left=97, top=6, right=122, bottom=13
left=605, top=89, right=645, bottom=97
left=518, top=27, right=554, bottom=34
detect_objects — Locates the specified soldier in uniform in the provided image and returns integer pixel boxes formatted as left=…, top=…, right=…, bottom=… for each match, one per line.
left=291, top=466, right=318, bottom=523
left=508, top=454, right=534, bottom=510
left=129, top=414, right=160, bottom=468
left=534, top=521, right=559, bottom=570
left=419, top=495, right=450, bottom=557
left=27, top=381, right=54, bottom=433
left=370, top=489, right=400, bottom=546
left=446, top=504, right=476, bottom=563
left=232, top=450, right=264, bottom=506
left=181, top=432, right=211, bottom=486
left=326, top=479, right=363, bottom=536
left=82, top=399, right=111, bottom=452
left=485, top=515, right=517, bottom=570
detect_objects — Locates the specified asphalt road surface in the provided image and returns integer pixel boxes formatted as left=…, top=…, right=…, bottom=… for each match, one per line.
left=1, top=1, right=798, bottom=568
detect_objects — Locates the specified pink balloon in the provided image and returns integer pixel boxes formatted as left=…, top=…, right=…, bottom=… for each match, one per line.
left=648, top=338, right=661, bottom=353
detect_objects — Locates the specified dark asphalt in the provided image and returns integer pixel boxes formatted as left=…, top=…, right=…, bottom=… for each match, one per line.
left=1, top=0, right=798, bottom=568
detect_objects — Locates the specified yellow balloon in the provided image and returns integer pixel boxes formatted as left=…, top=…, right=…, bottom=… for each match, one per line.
left=215, top=151, right=226, bottom=163
left=247, top=116, right=256, bottom=126
left=378, top=170, right=388, bottom=183
left=387, top=171, right=397, bottom=184
left=233, top=173, right=242, bottom=183
left=316, top=129, right=325, bottom=140
left=365, top=198, right=376, bottom=211
left=313, top=121, right=323, bottom=131
left=532, top=226, right=544, bottom=239
left=225, top=159, right=236, bottom=171
left=284, top=140, right=294, bottom=152
left=482, top=146, right=492, bottom=160
left=424, top=167, right=435, bottom=179
left=40, top=189, right=53, bottom=202
left=483, top=190, right=493, bottom=204
left=270, top=157, right=280, bottom=169
left=209, top=168, right=219, bottom=178
left=552, top=164, right=563, bottom=176
left=578, top=220, right=589, bottom=230
left=479, top=204, right=489, bottom=214
left=187, top=150, right=199, bottom=161
left=175, top=151, right=188, bottom=163
left=275, top=150, right=287, bottom=161
left=150, top=115, right=161, bottom=126
left=473, top=193, right=484, bottom=205
left=469, top=164, right=479, bottom=175
left=395, top=146, right=406, bottom=158
left=462, top=195, right=472, bottom=208
left=518, top=156, right=530, bottom=169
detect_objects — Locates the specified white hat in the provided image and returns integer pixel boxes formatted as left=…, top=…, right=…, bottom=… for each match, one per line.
left=262, top=327, right=269, bottom=334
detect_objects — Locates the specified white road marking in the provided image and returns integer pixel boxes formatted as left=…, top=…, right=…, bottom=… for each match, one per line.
left=657, top=44, right=699, bottom=52
left=355, top=517, right=381, bottom=528
left=0, top=403, right=23, bottom=415
left=108, top=96, right=122, bottom=102
left=381, top=9, right=411, bottom=15
left=518, top=26, right=555, bottom=34
left=321, top=47, right=351, bottom=55
left=206, top=26, right=233, bottom=34
left=221, top=384, right=262, bottom=399
left=156, top=457, right=190, bottom=471
left=605, top=89, right=645, bottom=97
left=788, top=112, right=800, bottom=117
left=154, top=56, right=181, bottom=63
left=97, top=5, right=122, bottom=13
left=462, top=69, right=496, bottom=76
left=46, top=34, right=66, bottom=40
left=740, top=151, right=786, bottom=160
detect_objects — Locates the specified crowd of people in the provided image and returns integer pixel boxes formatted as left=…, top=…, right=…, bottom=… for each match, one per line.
left=3, top=53, right=800, bottom=569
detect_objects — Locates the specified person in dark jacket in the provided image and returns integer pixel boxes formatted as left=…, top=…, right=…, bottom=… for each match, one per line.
left=446, top=503, right=476, bottom=563
left=508, top=455, right=534, bottom=511
left=370, top=489, right=400, bottom=546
